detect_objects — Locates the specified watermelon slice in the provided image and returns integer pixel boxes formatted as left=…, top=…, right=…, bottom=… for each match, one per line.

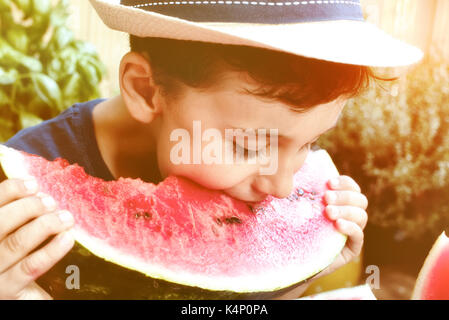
left=0, top=145, right=346, bottom=299
left=412, top=231, right=449, bottom=300
left=298, top=284, right=377, bottom=300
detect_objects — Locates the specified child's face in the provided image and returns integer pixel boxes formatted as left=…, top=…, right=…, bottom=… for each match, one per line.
left=153, top=69, right=347, bottom=204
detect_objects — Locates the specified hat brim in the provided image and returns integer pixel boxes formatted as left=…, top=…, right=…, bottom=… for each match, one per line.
left=90, top=0, right=424, bottom=67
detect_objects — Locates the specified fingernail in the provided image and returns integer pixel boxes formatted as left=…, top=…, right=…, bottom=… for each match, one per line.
left=337, top=219, right=347, bottom=229
left=41, top=195, right=56, bottom=211
left=23, top=179, right=38, bottom=194
left=57, top=231, right=74, bottom=249
left=325, top=191, right=336, bottom=204
left=330, top=178, right=339, bottom=188
left=58, top=210, right=74, bottom=226
left=327, top=206, right=338, bottom=219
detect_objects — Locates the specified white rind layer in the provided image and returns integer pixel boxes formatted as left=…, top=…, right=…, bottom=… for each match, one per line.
left=0, top=145, right=34, bottom=180
left=0, top=144, right=346, bottom=293
left=73, top=224, right=346, bottom=292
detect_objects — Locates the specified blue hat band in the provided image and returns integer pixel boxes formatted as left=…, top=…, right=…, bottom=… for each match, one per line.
left=121, top=0, right=364, bottom=24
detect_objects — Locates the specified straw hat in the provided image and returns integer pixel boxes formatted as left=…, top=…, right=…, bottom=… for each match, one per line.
left=89, top=0, right=423, bottom=67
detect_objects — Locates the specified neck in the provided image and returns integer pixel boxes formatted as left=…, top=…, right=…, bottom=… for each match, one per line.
left=92, top=95, right=162, bottom=183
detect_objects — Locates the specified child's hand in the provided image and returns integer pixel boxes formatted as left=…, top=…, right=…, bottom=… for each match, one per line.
left=0, top=178, right=75, bottom=299
left=311, top=175, right=368, bottom=280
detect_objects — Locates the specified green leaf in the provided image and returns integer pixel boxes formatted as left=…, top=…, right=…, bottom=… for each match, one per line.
left=0, top=88, right=11, bottom=105
left=31, top=73, right=62, bottom=109
left=49, top=0, right=69, bottom=27
left=27, top=95, right=54, bottom=119
left=0, top=38, right=42, bottom=72
left=18, top=55, right=42, bottom=72
left=6, top=27, right=29, bottom=53
left=77, top=58, right=100, bottom=88
left=0, top=116, right=15, bottom=142
left=0, top=0, right=11, bottom=11
left=46, top=57, right=63, bottom=81
left=30, top=13, right=50, bottom=39
left=51, top=26, right=74, bottom=50
left=13, top=0, right=31, bottom=16
left=85, top=55, right=106, bottom=81
left=0, top=67, right=18, bottom=85
left=31, top=0, right=50, bottom=16
left=58, top=47, right=78, bottom=74
left=19, top=110, right=42, bottom=129
left=62, top=72, right=81, bottom=100
left=71, top=40, right=99, bottom=57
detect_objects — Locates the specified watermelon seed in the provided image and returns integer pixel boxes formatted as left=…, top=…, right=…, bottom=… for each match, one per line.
left=135, top=211, right=151, bottom=219
left=225, top=216, right=242, bottom=224
left=211, top=225, right=219, bottom=237
left=215, top=218, right=222, bottom=226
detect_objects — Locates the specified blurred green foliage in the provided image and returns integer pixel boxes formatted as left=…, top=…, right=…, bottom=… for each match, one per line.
left=318, top=48, right=449, bottom=240
left=0, top=0, right=105, bottom=142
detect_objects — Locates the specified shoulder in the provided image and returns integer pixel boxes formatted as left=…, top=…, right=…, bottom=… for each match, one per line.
left=4, top=99, right=106, bottom=162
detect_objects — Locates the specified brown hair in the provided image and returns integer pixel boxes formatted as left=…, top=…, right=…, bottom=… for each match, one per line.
left=130, top=36, right=389, bottom=112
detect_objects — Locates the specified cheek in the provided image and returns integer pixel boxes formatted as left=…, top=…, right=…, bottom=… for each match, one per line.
left=156, top=121, right=258, bottom=190
left=156, top=134, right=258, bottom=189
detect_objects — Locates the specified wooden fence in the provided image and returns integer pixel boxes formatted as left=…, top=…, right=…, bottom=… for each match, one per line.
left=362, top=0, right=449, bottom=57
left=68, top=0, right=449, bottom=97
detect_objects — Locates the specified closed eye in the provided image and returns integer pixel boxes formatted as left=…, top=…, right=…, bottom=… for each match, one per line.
left=233, top=140, right=258, bottom=158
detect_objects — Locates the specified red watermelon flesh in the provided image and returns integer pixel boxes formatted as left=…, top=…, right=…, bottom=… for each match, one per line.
left=0, top=145, right=346, bottom=296
left=412, top=232, right=449, bottom=300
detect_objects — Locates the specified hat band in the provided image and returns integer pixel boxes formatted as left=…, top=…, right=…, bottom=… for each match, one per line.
left=121, top=0, right=364, bottom=24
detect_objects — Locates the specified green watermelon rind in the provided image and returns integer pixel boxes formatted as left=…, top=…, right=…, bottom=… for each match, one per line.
left=0, top=145, right=346, bottom=293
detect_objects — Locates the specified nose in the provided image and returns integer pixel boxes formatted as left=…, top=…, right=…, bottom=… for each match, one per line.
left=253, top=150, right=308, bottom=199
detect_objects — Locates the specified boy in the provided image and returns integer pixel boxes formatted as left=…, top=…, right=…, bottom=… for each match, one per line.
left=0, top=0, right=422, bottom=299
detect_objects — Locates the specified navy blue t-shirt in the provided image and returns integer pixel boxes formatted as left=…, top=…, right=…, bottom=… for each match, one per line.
left=4, top=98, right=115, bottom=181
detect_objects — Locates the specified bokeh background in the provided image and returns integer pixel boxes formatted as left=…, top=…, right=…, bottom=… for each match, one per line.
left=1, top=0, right=448, bottom=299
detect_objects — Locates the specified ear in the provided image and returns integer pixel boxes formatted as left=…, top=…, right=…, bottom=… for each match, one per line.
left=119, top=51, right=163, bottom=123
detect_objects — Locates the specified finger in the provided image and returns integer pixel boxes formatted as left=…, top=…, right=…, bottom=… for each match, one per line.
left=0, top=179, right=39, bottom=207
left=326, top=205, right=368, bottom=229
left=0, top=230, right=74, bottom=298
left=0, top=210, right=74, bottom=273
left=0, top=194, right=57, bottom=240
left=325, top=190, right=368, bottom=210
left=336, top=219, right=364, bottom=258
left=328, top=175, right=362, bottom=193
left=16, top=281, right=53, bottom=300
